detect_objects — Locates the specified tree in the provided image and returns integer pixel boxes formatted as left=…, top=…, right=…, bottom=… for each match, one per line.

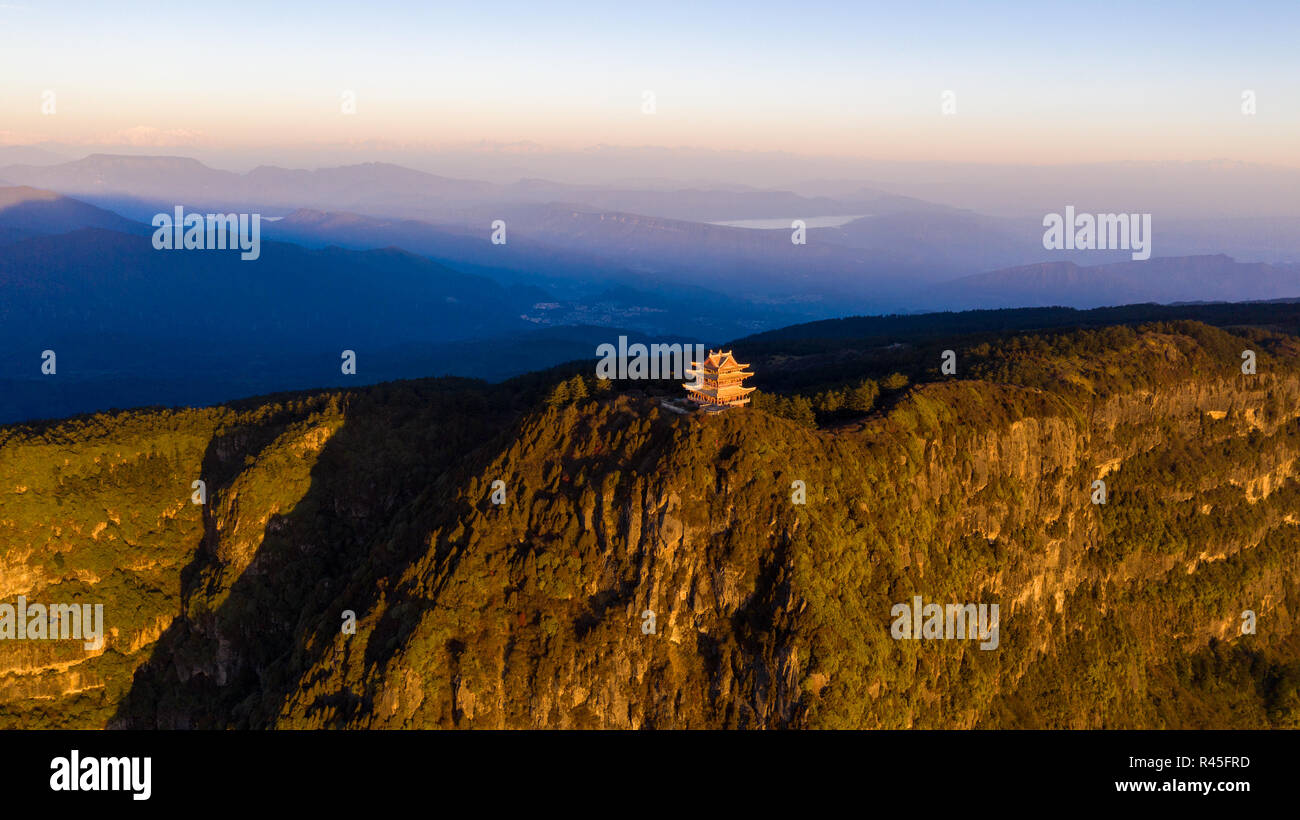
left=787, top=396, right=816, bottom=427
left=815, top=390, right=844, bottom=413
left=881, top=372, right=909, bottom=392
left=546, top=381, right=570, bottom=407
left=848, top=379, right=880, bottom=413
left=566, top=375, right=589, bottom=401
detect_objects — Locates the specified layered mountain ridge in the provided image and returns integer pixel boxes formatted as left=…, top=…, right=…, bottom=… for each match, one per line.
left=2, top=312, right=1298, bottom=728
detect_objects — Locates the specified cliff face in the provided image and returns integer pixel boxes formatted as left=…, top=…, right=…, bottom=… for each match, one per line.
left=2, top=322, right=1298, bottom=729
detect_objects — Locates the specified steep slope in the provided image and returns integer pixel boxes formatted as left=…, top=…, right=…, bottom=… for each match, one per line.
left=262, top=324, right=1300, bottom=729
left=2, top=318, right=1298, bottom=729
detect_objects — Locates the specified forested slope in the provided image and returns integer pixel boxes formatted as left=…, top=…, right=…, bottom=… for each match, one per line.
left=2, top=315, right=1298, bottom=728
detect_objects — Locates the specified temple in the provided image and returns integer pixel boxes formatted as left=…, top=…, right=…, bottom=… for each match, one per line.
left=683, top=349, right=756, bottom=410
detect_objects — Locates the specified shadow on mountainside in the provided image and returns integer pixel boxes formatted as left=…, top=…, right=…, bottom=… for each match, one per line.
left=109, top=379, right=521, bottom=728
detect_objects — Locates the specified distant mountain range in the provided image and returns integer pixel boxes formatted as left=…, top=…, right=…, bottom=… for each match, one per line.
left=923, top=255, right=1300, bottom=310
left=2, top=179, right=1298, bottom=423
left=0, top=153, right=904, bottom=225
left=5, top=154, right=1297, bottom=289
left=0, top=185, right=143, bottom=239
left=0, top=198, right=530, bottom=421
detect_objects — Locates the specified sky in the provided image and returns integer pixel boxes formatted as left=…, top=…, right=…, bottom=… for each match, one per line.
left=1, top=0, right=1298, bottom=167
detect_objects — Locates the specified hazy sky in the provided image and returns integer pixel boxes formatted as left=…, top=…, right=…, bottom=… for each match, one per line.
left=2, top=0, right=1297, bottom=166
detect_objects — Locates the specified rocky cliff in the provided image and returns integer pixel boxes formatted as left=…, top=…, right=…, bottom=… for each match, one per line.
left=2, top=320, right=1298, bottom=728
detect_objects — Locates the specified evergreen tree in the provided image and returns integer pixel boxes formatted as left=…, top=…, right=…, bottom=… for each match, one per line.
left=788, top=395, right=816, bottom=427
left=848, top=379, right=880, bottom=413
left=546, top=381, right=570, bottom=407
left=815, top=390, right=844, bottom=413
left=881, top=372, right=909, bottom=392
left=566, top=375, right=589, bottom=401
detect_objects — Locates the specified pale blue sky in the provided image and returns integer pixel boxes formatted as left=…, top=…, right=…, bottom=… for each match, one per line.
left=1, top=0, right=1296, bottom=164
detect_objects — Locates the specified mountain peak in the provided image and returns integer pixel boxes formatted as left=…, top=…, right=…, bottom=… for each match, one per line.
left=0, top=185, right=63, bottom=207
left=79, top=153, right=215, bottom=169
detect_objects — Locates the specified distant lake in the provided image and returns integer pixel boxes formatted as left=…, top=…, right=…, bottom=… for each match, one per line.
left=708, top=214, right=871, bottom=229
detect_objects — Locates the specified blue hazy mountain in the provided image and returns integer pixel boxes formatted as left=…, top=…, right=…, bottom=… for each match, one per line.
left=0, top=186, right=145, bottom=241
left=3, top=180, right=1299, bottom=424
left=0, top=154, right=900, bottom=224
left=0, top=223, right=534, bottom=422
left=920, top=255, right=1300, bottom=310
left=8, top=154, right=1299, bottom=302
left=0, top=192, right=753, bottom=423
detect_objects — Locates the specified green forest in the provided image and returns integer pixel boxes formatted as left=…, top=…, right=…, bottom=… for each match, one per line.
left=2, top=304, right=1299, bottom=729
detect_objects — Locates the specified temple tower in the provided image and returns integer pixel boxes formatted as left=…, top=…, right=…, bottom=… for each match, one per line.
left=683, top=350, right=756, bottom=410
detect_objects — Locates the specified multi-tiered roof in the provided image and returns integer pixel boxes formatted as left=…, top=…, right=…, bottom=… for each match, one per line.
left=683, top=350, right=755, bottom=409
